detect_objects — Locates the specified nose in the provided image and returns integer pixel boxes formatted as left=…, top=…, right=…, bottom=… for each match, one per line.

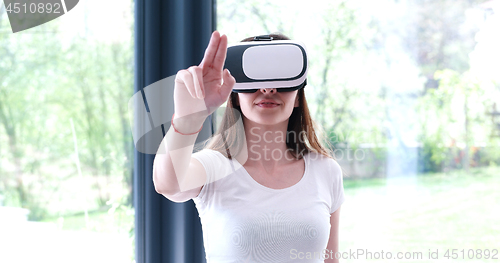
left=260, top=88, right=277, bottom=94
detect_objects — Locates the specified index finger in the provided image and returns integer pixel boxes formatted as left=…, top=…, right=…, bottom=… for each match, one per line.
left=199, top=31, right=221, bottom=68
left=212, top=34, right=228, bottom=72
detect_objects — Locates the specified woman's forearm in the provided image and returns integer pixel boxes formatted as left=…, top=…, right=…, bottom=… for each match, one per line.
left=152, top=114, right=206, bottom=196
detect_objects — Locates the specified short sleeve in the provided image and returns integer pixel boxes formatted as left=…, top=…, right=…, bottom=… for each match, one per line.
left=329, top=159, right=345, bottom=214
left=191, top=149, right=242, bottom=204
left=191, top=149, right=217, bottom=204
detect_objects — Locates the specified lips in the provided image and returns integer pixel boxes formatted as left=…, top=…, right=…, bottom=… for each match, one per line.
left=256, top=99, right=280, bottom=106
left=257, top=102, right=279, bottom=106
left=257, top=104, right=279, bottom=108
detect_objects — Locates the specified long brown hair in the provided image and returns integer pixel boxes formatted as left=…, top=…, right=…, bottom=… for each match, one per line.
left=199, top=33, right=335, bottom=161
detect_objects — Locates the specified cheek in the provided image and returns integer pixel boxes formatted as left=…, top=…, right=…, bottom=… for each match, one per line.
left=236, top=94, right=244, bottom=105
left=285, top=92, right=299, bottom=107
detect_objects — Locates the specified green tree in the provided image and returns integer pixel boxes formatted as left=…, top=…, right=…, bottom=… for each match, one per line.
left=400, top=0, right=484, bottom=89
left=0, top=2, right=134, bottom=219
left=0, top=7, right=64, bottom=219
left=417, top=69, right=498, bottom=172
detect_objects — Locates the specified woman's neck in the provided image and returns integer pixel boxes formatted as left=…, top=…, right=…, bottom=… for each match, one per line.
left=242, top=116, right=296, bottom=170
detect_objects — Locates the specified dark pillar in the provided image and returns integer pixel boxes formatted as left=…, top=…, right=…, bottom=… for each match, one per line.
left=134, top=1, right=216, bottom=262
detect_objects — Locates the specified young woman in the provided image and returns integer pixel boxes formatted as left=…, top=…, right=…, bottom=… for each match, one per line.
left=153, top=31, right=345, bottom=263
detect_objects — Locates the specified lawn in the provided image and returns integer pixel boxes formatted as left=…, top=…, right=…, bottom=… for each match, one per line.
left=339, top=166, right=500, bottom=262
left=2, top=166, right=498, bottom=263
left=0, top=203, right=134, bottom=263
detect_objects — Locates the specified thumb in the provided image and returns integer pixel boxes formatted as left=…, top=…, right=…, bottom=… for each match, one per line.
left=220, top=69, right=236, bottom=100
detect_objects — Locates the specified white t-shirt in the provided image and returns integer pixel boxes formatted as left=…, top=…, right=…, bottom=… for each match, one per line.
left=192, top=149, right=345, bottom=263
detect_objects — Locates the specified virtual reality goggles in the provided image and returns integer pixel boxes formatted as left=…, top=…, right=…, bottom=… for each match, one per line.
left=224, top=36, right=308, bottom=93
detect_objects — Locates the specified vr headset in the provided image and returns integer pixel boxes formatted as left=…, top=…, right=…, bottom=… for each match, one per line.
left=224, top=35, right=308, bottom=93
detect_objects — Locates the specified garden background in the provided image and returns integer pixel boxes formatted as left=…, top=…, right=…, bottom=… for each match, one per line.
left=1, top=0, right=499, bottom=262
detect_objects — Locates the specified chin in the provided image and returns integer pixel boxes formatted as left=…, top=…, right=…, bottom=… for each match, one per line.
left=244, top=114, right=289, bottom=126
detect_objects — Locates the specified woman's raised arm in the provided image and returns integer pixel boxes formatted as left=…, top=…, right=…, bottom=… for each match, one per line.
left=152, top=31, right=235, bottom=202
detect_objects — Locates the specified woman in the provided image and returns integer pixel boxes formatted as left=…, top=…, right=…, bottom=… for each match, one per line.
left=153, top=31, right=345, bottom=263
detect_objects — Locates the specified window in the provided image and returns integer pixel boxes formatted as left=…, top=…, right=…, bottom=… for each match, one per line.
left=217, top=0, right=500, bottom=260
left=0, top=1, right=134, bottom=262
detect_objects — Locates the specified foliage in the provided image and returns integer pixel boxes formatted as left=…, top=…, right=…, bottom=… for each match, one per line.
left=218, top=0, right=386, bottom=147
left=0, top=9, right=64, bottom=220
left=479, top=138, right=500, bottom=166
left=216, top=0, right=500, bottom=178
left=398, top=0, right=484, bottom=88
left=416, top=69, right=500, bottom=172
left=0, top=2, right=134, bottom=221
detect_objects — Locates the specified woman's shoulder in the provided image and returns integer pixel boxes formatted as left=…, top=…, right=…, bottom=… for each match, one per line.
left=306, top=150, right=342, bottom=174
left=193, top=148, right=226, bottom=158
left=305, top=150, right=335, bottom=162
left=192, top=148, right=237, bottom=167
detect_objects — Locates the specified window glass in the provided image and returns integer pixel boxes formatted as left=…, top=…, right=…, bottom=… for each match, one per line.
left=0, top=1, right=134, bottom=262
left=217, top=0, right=500, bottom=260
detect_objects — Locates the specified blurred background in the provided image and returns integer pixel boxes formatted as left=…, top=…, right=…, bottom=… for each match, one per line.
left=0, top=0, right=135, bottom=262
left=215, top=1, right=500, bottom=260
left=1, top=0, right=499, bottom=262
